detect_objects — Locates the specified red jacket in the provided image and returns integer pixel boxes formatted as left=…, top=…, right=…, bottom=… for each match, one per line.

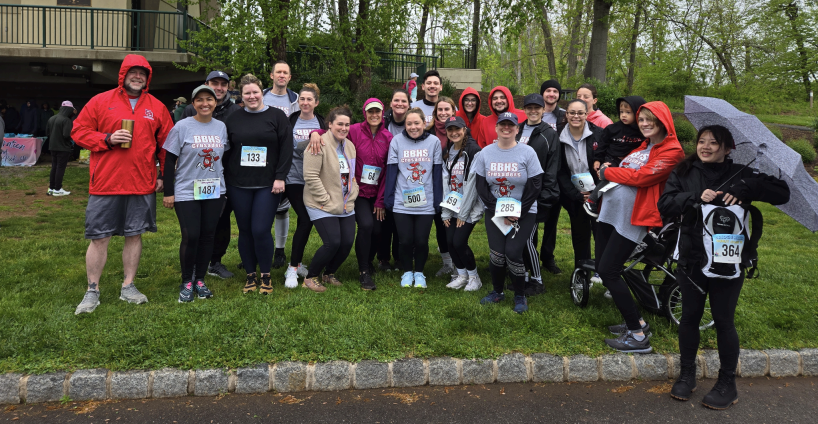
left=72, top=54, right=173, bottom=195
left=456, top=87, right=487, bottom=142
left=603, top=101, right=684, bottom=228
left=474, top=86, right=527, bottom=148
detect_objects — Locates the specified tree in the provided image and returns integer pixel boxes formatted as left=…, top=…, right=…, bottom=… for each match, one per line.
left=583, top=0, right=612, bottom=82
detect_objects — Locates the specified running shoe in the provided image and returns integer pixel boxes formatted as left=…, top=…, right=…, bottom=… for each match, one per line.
left=608, top=321, right=650, bottom=336
left=464, top=274, right=483, bottom=291
left=446, top=274, right=468, bottom=290
left=119, top=284, right=148, bottom=304
left=179, top=281, right=195, bottom=303
left=272, top=249, right=287, bottom=269
left=296, top=264, right=309, bottom=277
left=302, top=276, right=327, bottom=292
left=52, top=188, right=71, bottom=197
left=524, top=279, right=545, bottom=296
left=207, top=262, right=234, bottom=279
left=47, top=189, right=53, bottom=196
left=480, top=291, right=505, bottom=305
left=583, top=199, right=599, bottom=218
left=400, top=271, right=414, bottom=288
left=360, top=272, right=377, bottom=291
left=284, top=267, right=299, bottom=289
left=378, top=260, right=393, bottom=272
left=543, top=258, right=562, bottom=275
left=591, top=273, right=602, bottom=285
left=413, top=272, right=427, bottom=288
left=604, top=331, right=652, bottom=353
left=322, top=274, right=342, bottom=287
left=74, top=290, right=100, bottom=315
left=435, top=263, right=455, bottom=277
left=259, top=274, right=273, bottom=295
left=243, top=274, right=258, bottom=294
left=513, top=295, right=528, bottom=314
left=194, top=280, right=213, bottom=299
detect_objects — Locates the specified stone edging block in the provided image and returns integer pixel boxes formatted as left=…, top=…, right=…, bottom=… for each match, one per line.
left=1, top=348, right=813, bottom=404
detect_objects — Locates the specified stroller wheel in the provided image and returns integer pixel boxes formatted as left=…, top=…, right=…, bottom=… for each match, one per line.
left=661, top=280, right=714, bottom=330
left=570, top=268, right=590, bottom=308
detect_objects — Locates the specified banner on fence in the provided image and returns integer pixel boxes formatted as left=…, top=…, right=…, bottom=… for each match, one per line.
left=1, top=137, right=45, bottom=167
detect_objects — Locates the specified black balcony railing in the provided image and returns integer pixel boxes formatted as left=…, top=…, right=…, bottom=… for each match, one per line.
left=390, top=43, right=477, bottom=69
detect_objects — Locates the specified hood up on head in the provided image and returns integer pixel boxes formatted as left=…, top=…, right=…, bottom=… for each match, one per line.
left=637, top=101, right=677, bottom=143
left=456, top=87, right=482, bottom=122
left=118, top=54, right=153, bottom=93
left=487, top=86, right=521, bottom=118
left=615, top=96, right=647, bottom=128
left=362, top=98, right=385, bottom=119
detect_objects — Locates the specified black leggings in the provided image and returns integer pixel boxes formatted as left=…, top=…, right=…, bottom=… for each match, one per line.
left=595, top=222, right=642, bottom=331
left=49, top=151, right=71, bottom=190
left=678, top=266, right=744, bottom=372
left=228, top=185, right=281, bottom=274
left=306, top=215, right=356, bottom=278
left=444, top=219, right=476, bottom=270
left=485, top=211, right=537, bottom=296
left=210, top=198, right=233, bottom=265
left=378, top=209, right=401, bottom=263
left=541, top=200, right=594, bottom=266
left=354, top=197, right=383, bottom=272
left=433, top=213, right=449, bottom=254
left=285, top=184, right=313, bottom=267
left=174, top=197, right=226, bottom=282
left=393, top=213, right=434, bottom=273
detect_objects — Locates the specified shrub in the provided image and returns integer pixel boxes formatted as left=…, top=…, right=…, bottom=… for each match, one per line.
left=765, top=124, right=784, bottom=141
left=681, top=142, right=697, bottom=156
left=787, top=138, right=817, bottom=163
left=674, top=117, right=697, bottom=143
left=440, top=77, right=457, bottom=99
left=585, top=78, right=625, bottom=118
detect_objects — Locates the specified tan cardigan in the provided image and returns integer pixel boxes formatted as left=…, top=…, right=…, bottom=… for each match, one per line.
left=303, top=131, right=359, bottom=214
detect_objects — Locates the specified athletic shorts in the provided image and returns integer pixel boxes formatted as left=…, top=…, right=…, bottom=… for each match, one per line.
left=85, top=194, right=157, bottom=239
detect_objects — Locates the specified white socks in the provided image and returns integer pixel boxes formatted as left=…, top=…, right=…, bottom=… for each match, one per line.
left=457, top=268, right=467, bottom=277
left=275, top=214, right=289, bottom=249
left=467, top=269, right=478, bottom=277
left=441, top=251, right=452, bottom=265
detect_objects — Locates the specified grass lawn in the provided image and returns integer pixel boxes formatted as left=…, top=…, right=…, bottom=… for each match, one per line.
left=1, top=166, right=817, bottom=374
left=755, top=114, right=817, bottom=128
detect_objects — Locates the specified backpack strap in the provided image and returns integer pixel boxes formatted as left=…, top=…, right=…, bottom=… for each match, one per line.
left=745, top=204, right=764, bottom=279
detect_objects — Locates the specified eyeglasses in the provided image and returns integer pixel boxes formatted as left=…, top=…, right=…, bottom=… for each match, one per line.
left=567, top=111, right=587, bottom=117
left=463, top=98, right=477, bottom=103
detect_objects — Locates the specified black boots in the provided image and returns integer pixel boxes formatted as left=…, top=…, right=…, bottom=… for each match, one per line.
left=702, top=369, right=738, bottom=410
left=670, top=362, right=697, bottom=401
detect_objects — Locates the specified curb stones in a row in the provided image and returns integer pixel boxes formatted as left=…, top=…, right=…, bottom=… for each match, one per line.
left=2, top=348, right=817, bottom=405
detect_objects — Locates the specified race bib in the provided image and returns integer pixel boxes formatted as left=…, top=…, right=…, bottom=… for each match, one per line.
left=402, top=186, right=427, bottom=207
left=571, top=172, right=596, bottom=192
left=712, top=234, right=744, bottom=264
left=193, top=178, right=220, bottom=200
left=495, top=197, right=521, bottom=218
left=361, top=164, right=381, bottom=185
left=441, top=191, right=463, bottom=213
left=240, top=146, right=267, bottom=167
left=338, top=154, right=349, bottom=173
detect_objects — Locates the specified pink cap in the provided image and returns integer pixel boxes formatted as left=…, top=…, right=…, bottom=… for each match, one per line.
left=61, top=100, right=74, bottom=108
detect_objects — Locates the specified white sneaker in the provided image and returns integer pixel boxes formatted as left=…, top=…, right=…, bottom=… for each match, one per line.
left=296, top=264, right=309, bottom=277
left=52, top=188, right=71, bottom=197
left=591, top=273, right=602, bottom=286
left=435, top=263, right=455, bottom=277
left=464, top=274, right=483, bottom=291
left=446, top=274, right=468, bottom=289
left=47, top=188, right=53, bottom=196
left=284, top=267, right=298, bottom=289
left=604, top=289, right=613, bottom=299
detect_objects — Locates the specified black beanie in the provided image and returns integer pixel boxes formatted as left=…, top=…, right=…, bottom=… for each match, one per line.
left=540, top=79, right=562, bottom=96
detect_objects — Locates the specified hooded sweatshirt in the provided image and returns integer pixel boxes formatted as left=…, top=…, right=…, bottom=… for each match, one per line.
left=474, top=86, right=527, bottom=148
left=72, top=54, right=174, bottom=195
left=594, top=96, right=647, bottom=162
left=45, top=106, right=75, bottom=152
left=19, top=100, right=40, bottom=135
left=586, top=109, right=613, bottom=129
left=602, top=101, right=685, bottom=228
left=456, top=88, right=487, bottom=142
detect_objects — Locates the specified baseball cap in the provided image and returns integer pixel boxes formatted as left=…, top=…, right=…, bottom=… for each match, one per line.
left=191, top=85, right=217, bottom=99
left=206, top=70, right=229, bottom=82
left=496, top=112, right=518, bottom=125
left=173, top=97, right=187, bottom=103
left=410, top=73, right=419, bottom=78
left=364, top=101, right=384, bottom=111
left=444, top=116, right=467, bottom=129
left=523, top=94, right=545, bottom=107
left=61, top=100, right=74, bottom=108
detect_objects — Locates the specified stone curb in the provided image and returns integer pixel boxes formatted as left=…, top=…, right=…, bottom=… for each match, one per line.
left=2, top=348, right=815, bottom=404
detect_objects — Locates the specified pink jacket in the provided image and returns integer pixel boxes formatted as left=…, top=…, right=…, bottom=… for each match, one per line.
left=587, top=109, right=613, bottom=129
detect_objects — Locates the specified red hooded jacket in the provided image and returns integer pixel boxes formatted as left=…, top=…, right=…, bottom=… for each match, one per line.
left=456, top=87, right=486, bottom=141
left=603, top=101, right=684, bottom=228
left=474, top=86, right=527, bottom=148
left=72, top=54, right=173, bottom=195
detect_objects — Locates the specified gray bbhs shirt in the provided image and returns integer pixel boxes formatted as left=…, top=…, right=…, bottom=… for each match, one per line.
left=410, top=100, right=436, bottom=125
left=388, top=132, right=443, bottom=215
left=263, top=91, right=297, bottom=115
left=472, top=142, right=543, bottom=215
left=287, top=116, right=321, bottom=185
left=163, top=117, right=229, bottom=202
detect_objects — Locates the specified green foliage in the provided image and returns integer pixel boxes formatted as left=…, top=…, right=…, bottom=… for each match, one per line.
left=587, top=79, right=625, bottom=118
left=674, top=117, right=697, bottom=143
left=633, top=59, right=695, bottom=103
left=681, top=142, right=697, bottom=156
left=765, top=124, right=784, bottom=141
left=787, top=139, right=817, bottom=163
left=440, top=77, right=457, bottom=99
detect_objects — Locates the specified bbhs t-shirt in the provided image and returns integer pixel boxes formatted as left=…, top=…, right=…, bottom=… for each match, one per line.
left=519, top=124, right=536, bottom=144
left=388, top=132, right=443, bottom=215
left=263, top=91, right=296, bottom=115
left=410, top=100, right=436, bottom=124
left=163, top=117, right=230, bottom=202
left=472, top=142, right=543, bottom=214
left=287, top=116, right=321, bottom=185
left=444, top=146, right=467, bottom=194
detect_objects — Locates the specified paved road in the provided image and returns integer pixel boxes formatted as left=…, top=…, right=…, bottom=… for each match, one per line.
left=3, top=377, right=816, bottom=423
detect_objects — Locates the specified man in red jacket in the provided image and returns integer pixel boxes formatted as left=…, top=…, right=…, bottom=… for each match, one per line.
left=474, top=86, right=527, bottom=148
left=71, top=54, right=173, bottom=315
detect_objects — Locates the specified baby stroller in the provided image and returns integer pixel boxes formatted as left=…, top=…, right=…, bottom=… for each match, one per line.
left=570, top=222, right=715, bottom=330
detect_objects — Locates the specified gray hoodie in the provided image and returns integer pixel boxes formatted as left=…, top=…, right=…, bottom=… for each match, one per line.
left=558, top=122, right=594, bottom=177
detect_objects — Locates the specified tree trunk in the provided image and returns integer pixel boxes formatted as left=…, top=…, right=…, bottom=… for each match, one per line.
left=417, top=2, right=430, bottom=57
left=261, top=0, right=290, bottom=64
left=471, top=0, right=480, bottom=68
left=338, top=0, right=350, bottom=38
left=584, top=0, right=612, bottom=82
left=567, top=0, right=584, bottom=79
left=783, top=2, right=812, bottom=100
left=516, top=38, right=522, bottom=90
left=539, top=4, right=558, bottom=79
left=348, top=0, right=371, bottom=94
left=626, top=6, right=641, bottom=94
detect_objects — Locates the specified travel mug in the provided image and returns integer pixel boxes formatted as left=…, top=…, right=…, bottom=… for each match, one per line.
left=121, top=120, right=134, bottom=148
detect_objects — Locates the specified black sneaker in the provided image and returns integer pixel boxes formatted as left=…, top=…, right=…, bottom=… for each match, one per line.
left=543, top=258, right=562, bottom=275
left=360, top=272, right=377, bottom=291
left=272, top=249, right=287, bottom=269
left=670, top=362, right=697, bottom=401
left=604, top=331, right=652, bottom=353
left=207, top=262, right=234, bottom=279
left=701, top=370, right=738, bottom=410
left=583, top=199, right=599, bottom=218
left=377, top=260, right=393, bottom=272
left=194, top=280, right=213, bottom=299
left=608, top=321, right=650, bottom=336
left=524, top=280, right=545, bottom=296
left=179, top=281, right=195, bottom=303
